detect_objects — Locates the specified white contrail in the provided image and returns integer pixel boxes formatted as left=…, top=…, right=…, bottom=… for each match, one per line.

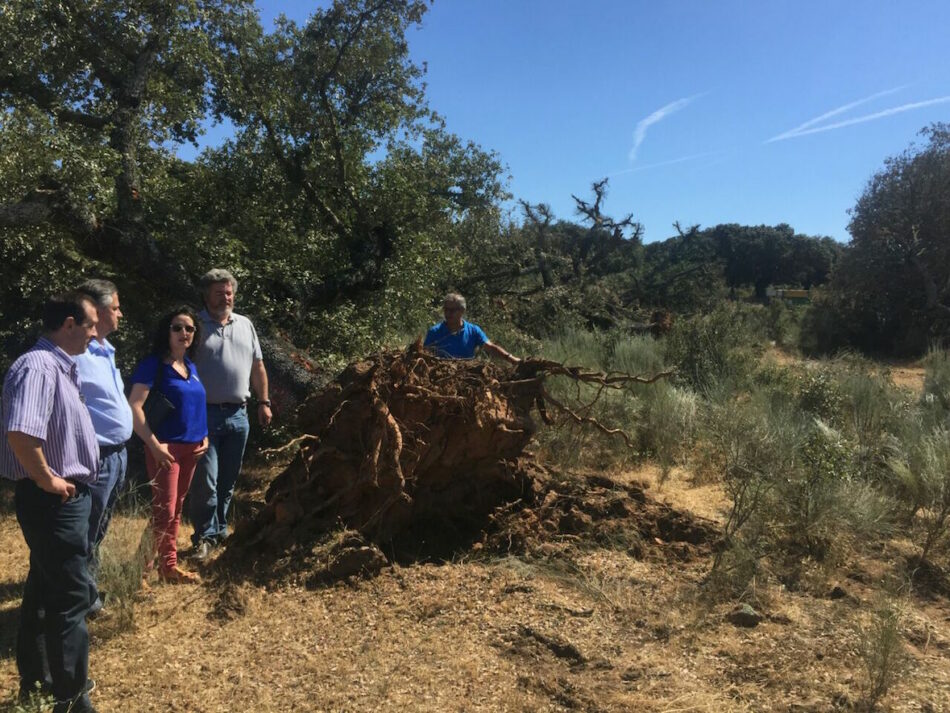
left=608, top=150, right=725, bottom=177
left=769, top=95, right=950, bottom=141
left=769, top=85, right=908, bottom=142
left=629, top=94, right=703, bottom=161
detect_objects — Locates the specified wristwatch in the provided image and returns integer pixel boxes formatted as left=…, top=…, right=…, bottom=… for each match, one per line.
left=259, top=399, right=272, bottom=407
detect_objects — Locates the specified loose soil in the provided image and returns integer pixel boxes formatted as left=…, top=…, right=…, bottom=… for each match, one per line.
left=2, top=462, right=948, bottom=712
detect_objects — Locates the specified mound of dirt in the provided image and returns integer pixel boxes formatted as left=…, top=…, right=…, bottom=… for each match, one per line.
left=222, top=345, right=716, bottom=582
left=483, top=472, right=718, bottom=561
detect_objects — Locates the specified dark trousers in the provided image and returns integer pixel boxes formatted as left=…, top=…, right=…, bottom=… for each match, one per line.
left=15, top=478, right=92, bottom=703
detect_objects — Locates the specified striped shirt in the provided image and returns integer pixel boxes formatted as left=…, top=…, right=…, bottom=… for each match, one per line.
left=0, top=337, right=100, bottom=483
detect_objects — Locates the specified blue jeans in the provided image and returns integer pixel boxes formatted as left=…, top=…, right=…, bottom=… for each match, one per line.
left=87, top=446, right=127, bottom=559
left=15, top=479, right=92, bottom=705
left=86, top=444, right=127, bottom=607
left=190, top=404, right=249, bottom=546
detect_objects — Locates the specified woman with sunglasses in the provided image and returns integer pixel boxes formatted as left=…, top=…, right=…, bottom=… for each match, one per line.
left=128, top=307, right=208, bottom=584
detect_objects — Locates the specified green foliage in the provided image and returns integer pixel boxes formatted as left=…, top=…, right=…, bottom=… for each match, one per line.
left=775, top=420, right=857, bottom=559
left=5, top=684, right=55, bottom=712
left=839, top=368, right=908, bottom=481
left=765, top=300, right=804, bottom=348
left=0, top=227, right=99, bottom=371
left=857, top=599, right=908, bottom=712
left=664, top=303, right=767, bottom=392
left=887, top=425, right=950, bottom=562
left=709, top=223, right=839, bottom=298
left=806, top=124, right=950, bottom=357
left=702, top=391, right=798, bottom=589
left=636, top=383, right=699, bottom=478
left=534, top=329, right=683, bottom=472
left=797, top=367, right=845, bottom=422
left=608, top=334, right=668, bottom=376
left=922, top=347, right=950, bottom=427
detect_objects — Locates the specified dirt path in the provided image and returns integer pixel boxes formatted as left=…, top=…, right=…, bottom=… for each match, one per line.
left=764, top=346, right=927, bottom=394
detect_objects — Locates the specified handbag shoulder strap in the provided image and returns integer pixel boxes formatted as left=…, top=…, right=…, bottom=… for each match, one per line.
left=153, top=356, right=165, bottom=394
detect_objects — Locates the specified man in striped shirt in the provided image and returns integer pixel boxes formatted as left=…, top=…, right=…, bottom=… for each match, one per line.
left=1, top=292, right=101, bottom=713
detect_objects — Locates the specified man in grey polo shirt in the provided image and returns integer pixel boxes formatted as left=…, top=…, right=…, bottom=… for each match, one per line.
left=189, top=268, right=271, bottom=559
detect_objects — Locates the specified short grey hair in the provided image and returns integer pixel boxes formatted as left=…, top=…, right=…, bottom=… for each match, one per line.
left=199, top=268, right=239, bottom=296
left=443, top=292, right=466, bottom=311
left=76, top=279, right=117, bottom=307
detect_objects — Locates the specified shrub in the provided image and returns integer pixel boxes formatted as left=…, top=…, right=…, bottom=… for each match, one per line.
left=664, top=303, right=766, bottom=392
left=838, top=368, right=906, bottom=481
left=857, top=598, right=908, bottom=712
left=887, top=426, right=950, bottom=562
left=608, top=334, right=667, bottom=376
left=92, top=487, right=154, bottom=635
left=797, top=366, right=845, bottom=423
left=922, top=347, right=950, bottom=427
left=765, top=300, right=804, bottom=349
left=704, top=391, right=803, bottom=573
left=636, top=383, right=699, bottom=479
left=775, top=420, right=893, bottom=562
left=540, top=327, right=606, bottom=370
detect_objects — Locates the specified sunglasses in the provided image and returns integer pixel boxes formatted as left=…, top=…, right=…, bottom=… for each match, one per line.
left=170, top=324, right=196, bottom=334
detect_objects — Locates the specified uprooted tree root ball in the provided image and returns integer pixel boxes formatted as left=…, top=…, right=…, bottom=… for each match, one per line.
left=220, top=343, right=715, bottom=583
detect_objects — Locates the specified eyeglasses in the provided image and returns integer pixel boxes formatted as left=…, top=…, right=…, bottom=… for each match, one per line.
left=170, top=324, right=196, bottom=334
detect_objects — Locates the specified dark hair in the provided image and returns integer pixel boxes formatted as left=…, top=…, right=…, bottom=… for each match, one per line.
left=150, top=306, right=202, bottom=360
left=42, top=292, right=95, bottom=331
left=76, top=279, right=118, bottom=307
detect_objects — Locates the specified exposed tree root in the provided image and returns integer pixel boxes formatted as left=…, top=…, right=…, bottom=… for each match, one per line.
left=221, top=344, right=711, bottom=582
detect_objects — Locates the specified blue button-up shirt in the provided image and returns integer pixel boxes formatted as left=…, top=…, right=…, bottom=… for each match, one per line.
left=74, top=338, right=133, bottom=446
left=0, top=337, right=99, bottom=483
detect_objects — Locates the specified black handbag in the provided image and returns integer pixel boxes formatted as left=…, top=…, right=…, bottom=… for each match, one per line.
left=142, top=358, right=175, bottom=431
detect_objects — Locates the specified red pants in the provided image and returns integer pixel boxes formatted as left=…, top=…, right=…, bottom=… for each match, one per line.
left=146, top=442, right=201, bottom=572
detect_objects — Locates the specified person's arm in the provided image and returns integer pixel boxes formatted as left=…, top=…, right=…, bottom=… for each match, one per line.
left=250, top=358, right=272, bottom=427
left=128, top=383, right=175, bottom=470
left=6, top=432, right=75, bottom=501
left=482, top=341, right=520, bottom=364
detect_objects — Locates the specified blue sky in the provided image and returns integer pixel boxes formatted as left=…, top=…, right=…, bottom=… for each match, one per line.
left=205, top=1, right=950, bottom=243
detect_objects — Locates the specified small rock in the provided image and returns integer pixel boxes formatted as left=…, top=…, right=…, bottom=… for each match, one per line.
left=620, top=666, right=645, bottom=681
left=726, top=603, right=763, bottom=628
left=828, top=584, right=848, bottom=600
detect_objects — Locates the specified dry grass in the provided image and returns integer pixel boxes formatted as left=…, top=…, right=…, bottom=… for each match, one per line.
left=2, top=463, right=949, bottom=713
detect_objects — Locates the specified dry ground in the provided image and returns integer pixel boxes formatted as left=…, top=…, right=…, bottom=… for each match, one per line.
left=2, top=461, right=948, bottom=713
left=763, top=347, right=927, bottom=396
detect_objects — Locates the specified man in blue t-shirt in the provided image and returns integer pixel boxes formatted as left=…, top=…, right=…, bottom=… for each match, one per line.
left=424, top=293, right=520, bottom=363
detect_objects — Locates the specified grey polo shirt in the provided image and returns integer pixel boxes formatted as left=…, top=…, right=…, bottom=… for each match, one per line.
left=193, top=309, right=263, bottom=404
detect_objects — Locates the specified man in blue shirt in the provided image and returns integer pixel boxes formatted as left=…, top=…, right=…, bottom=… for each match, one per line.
left=74, top=279, right=133, bottom=617
left=424, top=293, right=520, bottom=363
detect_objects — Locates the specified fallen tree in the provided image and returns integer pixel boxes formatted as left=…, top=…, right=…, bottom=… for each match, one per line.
left=221, top=342, right=715, bottom=582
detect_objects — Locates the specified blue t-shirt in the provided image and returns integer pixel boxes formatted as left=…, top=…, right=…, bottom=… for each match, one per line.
left=424, top=321, right=489, bottom=359
left=131, top=355, right=208, bottom=444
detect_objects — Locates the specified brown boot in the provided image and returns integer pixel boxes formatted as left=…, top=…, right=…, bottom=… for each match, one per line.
left=158, top=565, right=201, bottom=584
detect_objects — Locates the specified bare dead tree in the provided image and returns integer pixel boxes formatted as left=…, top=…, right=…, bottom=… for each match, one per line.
left=519, top=200, right=557, bottom=288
